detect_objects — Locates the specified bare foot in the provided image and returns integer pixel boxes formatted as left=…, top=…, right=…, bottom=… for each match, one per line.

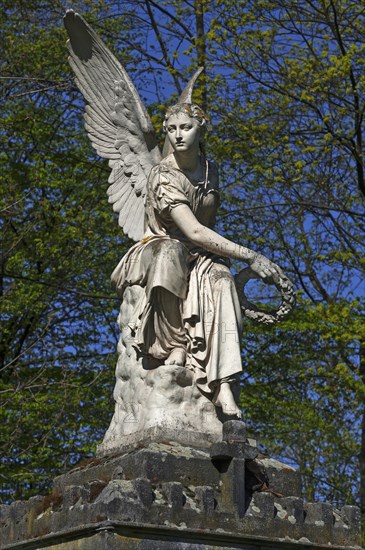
left=213, top=382, right=241, bottom=418
left=164, top=348, right=186, bottom=366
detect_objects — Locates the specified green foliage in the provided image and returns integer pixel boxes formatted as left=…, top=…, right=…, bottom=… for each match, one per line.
left=205, top=0, right=364, bottom=513
left=240, top=295, right=363, bottom=505
left=0, top=0, right=133, bottom=500
left=1, top=4, right=364, bottom=540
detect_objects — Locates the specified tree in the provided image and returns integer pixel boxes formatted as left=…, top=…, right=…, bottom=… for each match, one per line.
left=0, top=0, right=135, bottom=500
left=1, top=3, right=364, bottom=542
left=205, top=0, right=364, bottom=521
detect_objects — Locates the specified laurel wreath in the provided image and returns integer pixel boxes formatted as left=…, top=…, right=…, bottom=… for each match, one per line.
left=235, top=267, right=296, bottom=325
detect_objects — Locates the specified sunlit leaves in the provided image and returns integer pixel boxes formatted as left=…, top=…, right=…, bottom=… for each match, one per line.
left=0, top=0, right=132, bottom=501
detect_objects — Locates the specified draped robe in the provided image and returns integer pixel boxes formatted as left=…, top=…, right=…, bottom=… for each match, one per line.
left=111, top=154, right=242, bottom=397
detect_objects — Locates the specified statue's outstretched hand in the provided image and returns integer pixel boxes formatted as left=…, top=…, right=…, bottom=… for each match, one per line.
left=249, top=253, right=284, bottom=283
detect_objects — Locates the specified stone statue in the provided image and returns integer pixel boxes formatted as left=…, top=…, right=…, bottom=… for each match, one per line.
left=64, top=11, right=295, bottom=452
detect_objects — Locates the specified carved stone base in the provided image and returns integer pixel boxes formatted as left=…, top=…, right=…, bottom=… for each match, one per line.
left=0, top=422, right=361, bottom=550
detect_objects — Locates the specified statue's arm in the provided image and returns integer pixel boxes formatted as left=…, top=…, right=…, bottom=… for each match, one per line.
left=170, top=204, right=283, bottom=280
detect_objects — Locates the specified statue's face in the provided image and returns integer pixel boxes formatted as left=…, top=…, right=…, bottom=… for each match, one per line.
left=166, top=113, right=200, bottom=153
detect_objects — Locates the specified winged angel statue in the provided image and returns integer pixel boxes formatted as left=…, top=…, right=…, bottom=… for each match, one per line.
left=64, top=11, right=294, bottom=450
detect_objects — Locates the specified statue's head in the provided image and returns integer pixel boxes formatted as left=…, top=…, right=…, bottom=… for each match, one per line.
left=163, top=103, right=210, bottom=134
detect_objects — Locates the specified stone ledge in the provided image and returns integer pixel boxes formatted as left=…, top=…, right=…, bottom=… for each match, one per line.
left=0, top=436, right=361, bottom=550
left=0, top=519, right=362, bottom=550
left=97, top=426, right=221, bottom=457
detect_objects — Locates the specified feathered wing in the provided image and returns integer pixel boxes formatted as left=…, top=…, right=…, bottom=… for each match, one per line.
left=64, top=10, right=161, bottom=241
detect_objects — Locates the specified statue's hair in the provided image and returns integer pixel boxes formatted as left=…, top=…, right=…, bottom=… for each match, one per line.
left=163, top=103, right=211, bottom=132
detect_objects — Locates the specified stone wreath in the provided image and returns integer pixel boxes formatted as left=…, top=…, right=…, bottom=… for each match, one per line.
left=235, top=267, right=296, bottom=325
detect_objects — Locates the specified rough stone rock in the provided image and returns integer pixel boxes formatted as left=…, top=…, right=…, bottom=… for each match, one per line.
left=98, top=286, right=224, bottom=456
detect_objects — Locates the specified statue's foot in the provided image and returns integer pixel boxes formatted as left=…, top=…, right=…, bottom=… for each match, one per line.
left=213, top=382, right=241, bottom=418
left=164, top=348, right=186, bottom=367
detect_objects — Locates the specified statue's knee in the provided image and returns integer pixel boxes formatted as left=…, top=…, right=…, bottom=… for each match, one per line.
left=210, top=265, right=234, bottom=290
left=159, top=239, right=186, bottom=254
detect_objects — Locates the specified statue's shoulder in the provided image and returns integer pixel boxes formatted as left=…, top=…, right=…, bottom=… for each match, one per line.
left=147, top=162, right=170, bottom=186
left=149, top=155, right=176, bottom=175
left=158, top=154, right=180, bottom=173
left=148, top=156, right=188, bottom=199
left=152, top=155, right=187, bottom=182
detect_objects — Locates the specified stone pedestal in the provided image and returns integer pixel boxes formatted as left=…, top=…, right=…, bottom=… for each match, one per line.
left=0, top=422, right=361, bottom=550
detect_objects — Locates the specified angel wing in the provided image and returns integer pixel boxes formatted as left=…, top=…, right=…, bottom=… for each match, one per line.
left=64, top=10, right=161, bottom=241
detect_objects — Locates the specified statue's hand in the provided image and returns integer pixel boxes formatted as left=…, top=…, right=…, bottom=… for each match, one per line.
left=249, top=253, right=284, bottom=283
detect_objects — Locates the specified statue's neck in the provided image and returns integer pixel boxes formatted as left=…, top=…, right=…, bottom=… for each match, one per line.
left=173, top=150, right=203, bottom=178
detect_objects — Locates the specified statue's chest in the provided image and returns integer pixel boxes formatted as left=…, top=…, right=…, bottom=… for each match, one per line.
left=189, top=183, right=219, bottom=226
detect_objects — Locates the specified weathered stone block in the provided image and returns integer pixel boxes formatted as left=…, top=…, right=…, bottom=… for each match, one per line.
left=222, top=420, right=247, bottom=442
left=250, top=457, right=301, bottom=497
left=195, top=486, right=216, bottom=515
left=274, top=496, right=304, bottom=525
left=136, top=446, right=220, bottom=488
left=62, top=484, right=89, bottom=508
left=210, top=441, right=258, bottom=461
left=304, top=501, right=333, bottom=526
left=341, top=505, right=361, bottom=534
left=246, top=491, right=275, bottom=520
left=161, top=482, right=185, bottom=510
left=132, top=478, right=154, bottom=508
left=0, top=440, right=361, bottom=550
